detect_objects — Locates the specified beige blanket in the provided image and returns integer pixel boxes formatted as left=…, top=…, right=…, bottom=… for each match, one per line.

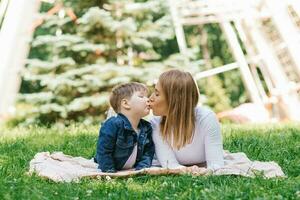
left=28, top=151, right=285, bottom=182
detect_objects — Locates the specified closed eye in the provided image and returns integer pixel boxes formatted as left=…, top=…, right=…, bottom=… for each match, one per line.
left=154, top=88, right=159, bottom=96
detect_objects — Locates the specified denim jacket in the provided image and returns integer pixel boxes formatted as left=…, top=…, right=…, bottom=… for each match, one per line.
left=94, top=113, right=155, bottom=172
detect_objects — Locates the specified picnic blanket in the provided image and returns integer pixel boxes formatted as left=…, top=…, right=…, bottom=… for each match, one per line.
left=28, top=150, right=285, bottom=182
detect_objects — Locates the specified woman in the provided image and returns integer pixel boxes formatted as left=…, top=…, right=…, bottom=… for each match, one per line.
left=149, top=69, right=224, bottom=170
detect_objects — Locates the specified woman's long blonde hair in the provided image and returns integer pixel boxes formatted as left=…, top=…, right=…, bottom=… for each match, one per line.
left=159, top=69, right=200, bottom=150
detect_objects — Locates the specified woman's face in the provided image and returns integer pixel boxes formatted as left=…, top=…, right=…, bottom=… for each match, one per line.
left=149, top=82, right=168, bottom=116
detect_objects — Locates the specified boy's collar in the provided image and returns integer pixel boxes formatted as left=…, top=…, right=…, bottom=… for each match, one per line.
left=117, top=113, right=143, bottom=131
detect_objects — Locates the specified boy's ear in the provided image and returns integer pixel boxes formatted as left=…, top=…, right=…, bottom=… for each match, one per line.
left=121, top=99, right=130, bottom=110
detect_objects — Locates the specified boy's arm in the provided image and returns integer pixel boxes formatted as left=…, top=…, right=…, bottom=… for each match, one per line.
left=135, top=126, right=155, bottom=170
left=96, top=121, right=118, bottom=173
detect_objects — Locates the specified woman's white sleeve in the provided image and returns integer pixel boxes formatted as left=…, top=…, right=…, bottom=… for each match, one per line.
left=151, top=118, right=184, bottom=169
left=202, top=113, right=224, bottom=170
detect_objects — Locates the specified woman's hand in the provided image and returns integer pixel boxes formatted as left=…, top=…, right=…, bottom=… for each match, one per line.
left=184, top=165, right=208, bottom=175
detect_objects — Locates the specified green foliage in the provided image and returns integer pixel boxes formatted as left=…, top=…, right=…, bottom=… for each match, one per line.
left=198, top=77, right=231, bottom=112
left=17, top=0, right=180, bottom=125
left=16, top=0, right=248, bottom=125
left=185, top=24, right=248, bottom=108
left=0, top=124, right=299, bottom=199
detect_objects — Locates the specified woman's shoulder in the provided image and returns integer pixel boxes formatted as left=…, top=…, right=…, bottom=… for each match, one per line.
left=194, top=105, right=216, bottom=122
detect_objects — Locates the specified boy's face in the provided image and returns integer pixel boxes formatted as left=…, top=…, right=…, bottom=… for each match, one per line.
left=127, top=90, right=150, bottom=117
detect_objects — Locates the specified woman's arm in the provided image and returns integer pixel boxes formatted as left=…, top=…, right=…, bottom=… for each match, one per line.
left=202, top=112, right=224, bottom=170
left=151, top=117, right=184, bottom=169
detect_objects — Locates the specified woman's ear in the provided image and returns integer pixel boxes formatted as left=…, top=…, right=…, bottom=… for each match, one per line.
left=121, top=99, right=130, bottom=110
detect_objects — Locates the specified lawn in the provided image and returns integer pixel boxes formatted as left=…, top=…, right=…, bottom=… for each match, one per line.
left=0, top=123, right=299, bottom=199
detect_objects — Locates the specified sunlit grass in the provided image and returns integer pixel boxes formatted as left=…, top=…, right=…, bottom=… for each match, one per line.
left=0, top=123, right=299, bottom=199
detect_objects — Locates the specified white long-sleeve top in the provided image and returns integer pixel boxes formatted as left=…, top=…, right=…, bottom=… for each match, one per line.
left=150, top=106, right=224, bottom=170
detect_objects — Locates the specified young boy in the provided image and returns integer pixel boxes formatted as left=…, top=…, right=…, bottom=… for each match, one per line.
left=94, top=82, right=155, bottom=172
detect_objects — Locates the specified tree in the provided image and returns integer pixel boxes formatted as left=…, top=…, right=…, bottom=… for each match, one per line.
left=16, top=0, right=178, bottom=126
left=13, top=0, right=245, bottom=126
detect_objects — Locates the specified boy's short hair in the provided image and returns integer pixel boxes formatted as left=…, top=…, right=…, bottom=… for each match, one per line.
left=109, top=82, right=148, bottom=113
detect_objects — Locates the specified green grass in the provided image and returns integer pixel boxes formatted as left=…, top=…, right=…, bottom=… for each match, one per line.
left=0, top=123, right=299, bottom=200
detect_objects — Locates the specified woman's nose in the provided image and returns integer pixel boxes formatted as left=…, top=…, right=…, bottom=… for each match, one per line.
left=149, top=93, right=154, bottom=102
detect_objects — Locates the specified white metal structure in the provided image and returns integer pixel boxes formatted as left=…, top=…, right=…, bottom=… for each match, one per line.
left=169, top=0, right=300, bottom=121
left=0, top=0, right=41, bottom=119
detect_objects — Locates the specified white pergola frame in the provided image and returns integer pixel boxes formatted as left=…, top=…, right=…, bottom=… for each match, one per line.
left=169, top=0, right=300, bottom=121
left=0, top=0, right=41, bottom=119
